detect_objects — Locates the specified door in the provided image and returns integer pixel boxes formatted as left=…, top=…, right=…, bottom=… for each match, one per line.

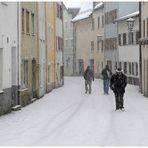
left=79, top=59, right=84, bottom=75
left=32, top=59, right=36, bottom=98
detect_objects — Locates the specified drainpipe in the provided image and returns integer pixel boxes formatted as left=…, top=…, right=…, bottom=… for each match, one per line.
left=17, top=2, right=20, bottom=105
left=139, top=2, right=142, bottom=92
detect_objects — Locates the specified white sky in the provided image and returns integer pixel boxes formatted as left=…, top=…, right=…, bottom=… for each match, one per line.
left=63, top=1, right=82, bottom=8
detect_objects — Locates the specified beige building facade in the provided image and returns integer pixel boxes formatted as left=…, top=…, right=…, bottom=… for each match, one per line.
left=19, top=2, right=39, bottom=106
left=92, top=2, right=105, bottom=78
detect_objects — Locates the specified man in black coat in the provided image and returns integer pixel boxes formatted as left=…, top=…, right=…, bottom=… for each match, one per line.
left=83, top=66, right=94, bottom=94
left=110, top=68, right=127, bottom=111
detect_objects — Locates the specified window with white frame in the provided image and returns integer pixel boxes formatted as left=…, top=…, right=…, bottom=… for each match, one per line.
left=0, top=49, right=3, bottom=90
left=21, top=60, right=28, bottom=88
left=129, top=62, right=131, bottom=75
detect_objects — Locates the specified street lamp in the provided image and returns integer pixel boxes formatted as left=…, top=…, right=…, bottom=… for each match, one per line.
left=126, top=17, right=135, bottom=32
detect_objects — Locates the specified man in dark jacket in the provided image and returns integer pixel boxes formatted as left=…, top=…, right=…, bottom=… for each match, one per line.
left=110, top=68, right=127, bottom=111
left=83, top=66, right=94, bottom=94
left=101, top=65, right=112, bottom=94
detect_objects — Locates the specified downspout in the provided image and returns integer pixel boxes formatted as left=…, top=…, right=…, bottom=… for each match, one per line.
left=17, top=2, right=20, bottom=105
left=139, top=2, right=142, bottom=92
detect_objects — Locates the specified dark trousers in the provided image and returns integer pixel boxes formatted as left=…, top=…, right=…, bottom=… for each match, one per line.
left=85, top=80, right=92, bottom=94
left=114, top=93, right=124, bottom=109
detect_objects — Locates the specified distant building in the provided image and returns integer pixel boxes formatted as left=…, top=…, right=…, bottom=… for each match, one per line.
left=139, top=2, right=148, bottom=96
left=63, top=6, right=79, bottom=76
left=0, top=2, right=18, bottom=115
left=55, top=2, right=64, bottom=86
left=72, top=2, right=93, bottom=75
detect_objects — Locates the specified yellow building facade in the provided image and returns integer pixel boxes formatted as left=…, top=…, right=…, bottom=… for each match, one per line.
left=45, top=2, right=57, bottom=92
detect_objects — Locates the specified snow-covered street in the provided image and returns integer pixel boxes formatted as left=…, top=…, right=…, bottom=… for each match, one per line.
left=0, top=77, right=148, bottom=146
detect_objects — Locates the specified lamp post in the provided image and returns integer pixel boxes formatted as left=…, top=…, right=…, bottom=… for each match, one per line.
left=126, top=17, right=135, bottom=32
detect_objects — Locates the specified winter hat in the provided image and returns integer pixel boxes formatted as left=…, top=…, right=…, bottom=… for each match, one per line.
left=116, top=68, right=122, bottom=73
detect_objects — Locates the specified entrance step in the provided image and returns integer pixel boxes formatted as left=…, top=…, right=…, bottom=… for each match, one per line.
left=12, top=105, right=21, bottom=111
left=31, top=98, right=37, bottom=103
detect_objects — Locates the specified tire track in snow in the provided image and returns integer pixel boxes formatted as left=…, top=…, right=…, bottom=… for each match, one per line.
left=31, top=97, right=87, bottom=145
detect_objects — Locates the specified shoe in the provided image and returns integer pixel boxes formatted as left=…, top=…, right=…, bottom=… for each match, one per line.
left=120, top=108, right=125, bottom=112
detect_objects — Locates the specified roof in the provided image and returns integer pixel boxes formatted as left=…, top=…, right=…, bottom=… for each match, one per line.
left=72, top=2, right=93, bottom=22
left=94, top=2, right=104, bottom=10
left=114, top=11, right=139, bottom=22
left=72, top=10, right=92, bottom=22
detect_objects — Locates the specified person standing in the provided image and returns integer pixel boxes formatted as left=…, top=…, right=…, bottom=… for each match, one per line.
left=110, top=68, right=127, bottom=111
left=83, top=66, right=94, bottom=94
left=101, top=65, right=112, bottom=94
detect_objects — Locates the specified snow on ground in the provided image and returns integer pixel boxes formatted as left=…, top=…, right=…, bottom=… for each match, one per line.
left=0, top=77, right=148, bottom=146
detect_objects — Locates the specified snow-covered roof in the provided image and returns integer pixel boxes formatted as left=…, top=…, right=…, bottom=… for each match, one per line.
left=114, top=11, right=139, bottom=22
left=94, top=2, right=103, bottom=10
left=72, top=2, right=93, bottom=22
left=72, top=10, right=92, bottom=22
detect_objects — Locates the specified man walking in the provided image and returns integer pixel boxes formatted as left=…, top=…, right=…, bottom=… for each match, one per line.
left=110, top=68, right=127, bottom=111
left=83, top=66, right=94, bottom=94
left=101, top=65, right=112, bottom=94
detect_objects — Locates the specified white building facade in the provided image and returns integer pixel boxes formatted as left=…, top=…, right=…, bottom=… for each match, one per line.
left=116, top=12, right=140, bottom=85
left=0, top=2, right=19, bottom=115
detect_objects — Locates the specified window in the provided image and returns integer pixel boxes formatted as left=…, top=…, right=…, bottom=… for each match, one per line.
left=101, top=40, right=103, bottom=51
left=22, top=8, right=24, bottom=32
left=119, top=62, right=122, bottom=69
left=21, top=60, right=28, bottom=88
left=132, top=62, right=134, bottom=75
left=129, top=62, right=131, bottom=75
left=124, top=62, right=127, bottom=74
left=48, top=65, right=50, bottom=83
left=135, top=63, right=138, bottom=76
left=0, top=49, right=3, bottom=90
left=118, top=34, right=121, bottom=45
left=98, top=17, right=100, bottom=29
left=102, top=15, right=104, bottom=28
left=136, top=31, right=140, bottom=44
left=91, top=41, right=94, bottom=52
left=129, top=32, right=133, bottom=44
left=71, top=39, right=73, bottom=48
left=65, top=39, right=68, bottom=48
left=92, top=19, right=94, bottom=30
left=31, top=13, right=34, bottom=34
left=97, top=40, right=100, bottom=51
left=143, top=20, right=145, bottom=38
left=123, top=33, right=126, bottom=45
left=26, top=11, right=30, bottom=34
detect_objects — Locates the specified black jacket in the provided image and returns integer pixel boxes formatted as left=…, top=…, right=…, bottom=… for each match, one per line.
left=83, top=68, right=94, bottom=81
left=101, top=68, right=112, bottom=80
left=110, top=72, right=127, bottom=94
